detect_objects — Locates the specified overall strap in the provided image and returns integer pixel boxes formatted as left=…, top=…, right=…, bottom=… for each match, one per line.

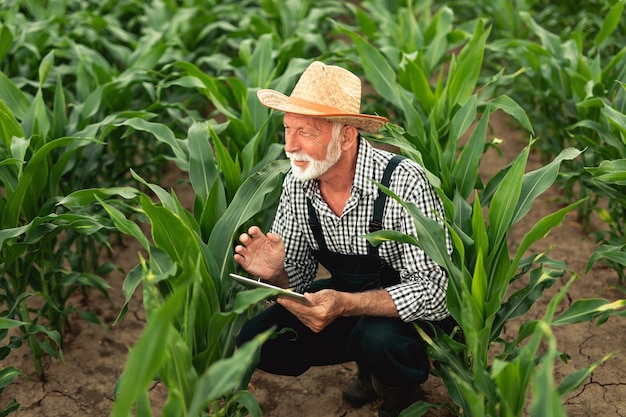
left=307, top=154, right=406, bottom=255
left=368, top=154, right=406, bottom=255
left=307, top=198, right=329, bottom=252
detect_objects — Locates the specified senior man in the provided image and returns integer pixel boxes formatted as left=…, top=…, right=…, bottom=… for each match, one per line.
left=234, top=61, right=454, bottom=417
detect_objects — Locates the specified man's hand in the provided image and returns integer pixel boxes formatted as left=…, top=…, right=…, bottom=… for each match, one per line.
left=234, top=226, right=288, bottom=286
left=277, top=288, right=399, bottom=333
left=277, top=289, right=345, bottom=333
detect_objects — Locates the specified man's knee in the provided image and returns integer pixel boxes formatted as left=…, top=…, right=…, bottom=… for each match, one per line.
left=349, top=316, right=429, bottom=386
left=350, top=316, right=414, bottom=354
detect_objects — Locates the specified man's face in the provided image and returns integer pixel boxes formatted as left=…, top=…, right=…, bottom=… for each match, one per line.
left=283, top=113, right=342, bottom=181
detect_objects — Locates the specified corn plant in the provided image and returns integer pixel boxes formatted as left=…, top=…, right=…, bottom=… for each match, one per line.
left=582, top=101, right=626, bottom=283
left=339, top=5, right=531, bottom=201
left=336, top=3, right=626, bottom=415
left=57, top=116, right=291, bottom=415
left=0, top=57, right=117, bottom=385
left=484, top=1, right=626, bottom=229
left=368, top=116, right=626, bottom=417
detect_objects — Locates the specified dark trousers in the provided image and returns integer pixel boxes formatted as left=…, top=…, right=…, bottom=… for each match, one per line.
left=236, top=298, right=434, bottom=387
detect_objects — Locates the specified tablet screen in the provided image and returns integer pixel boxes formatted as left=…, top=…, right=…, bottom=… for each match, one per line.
left=229, top=273, right=313, bottom=305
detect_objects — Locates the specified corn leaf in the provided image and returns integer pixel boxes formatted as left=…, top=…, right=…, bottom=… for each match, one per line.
left=0, top=318, right=28, bottom=329
left=0, top=366, right=27, bottom=390
left=2, top=137, right=94, bottom=228
left=338, top=28, right=402, bottom=110
left=558, top=351, right=615, bottom=398
left=111, top=288, right=184, bottom=417
left=487, top=147, right=527, bottom=250
left=208, top=159, right=290, bottom=286
left=595, top=1, right=624, bottom=48
left=0, top=72, right=30, bottom=120
left=210, top=128, right=241, bottom=199
left=0, top=25, right=13, bottom=64
left=552, top=299, right=626, bottom=325
left=115, top=118, right=188, bottom=170
left=58, top=187, right=140, bottom=207
left=488, top=95, right=534, bottom=134
left=513, top=147, right=582, bottom=224
left=529, top=323, right=567, bottom=417
left=509, top=200, right=585, bottom=276
left=453, top=109, right=488, bottom=200
left=188, top=121, right=217, bottom=202
left=187, top=330, right=271, bottom=416
left=586, top=244, right=626, bottom=273
left=97, top=197, right=150, bottom=250
left=447, top=21, right=489, bottom=110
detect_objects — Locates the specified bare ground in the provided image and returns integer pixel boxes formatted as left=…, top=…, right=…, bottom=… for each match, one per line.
left=2, top=111, right=625, bottom=416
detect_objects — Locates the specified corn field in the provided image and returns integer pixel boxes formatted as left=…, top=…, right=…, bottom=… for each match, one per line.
left=1, top=0, right=625, bottom=416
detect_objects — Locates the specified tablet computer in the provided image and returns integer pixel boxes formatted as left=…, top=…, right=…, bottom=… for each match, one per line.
left=229, top=273, right=313, bottom=306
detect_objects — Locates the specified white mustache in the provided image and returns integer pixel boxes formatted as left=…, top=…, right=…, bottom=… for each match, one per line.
left=286, top=152, right=314, bottom=162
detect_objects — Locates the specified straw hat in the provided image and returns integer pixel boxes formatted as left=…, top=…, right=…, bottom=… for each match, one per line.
left=257, top=61, right=388, bottom=132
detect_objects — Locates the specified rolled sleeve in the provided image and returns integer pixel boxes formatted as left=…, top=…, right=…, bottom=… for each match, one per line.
left=387, top=267, right=449, bottom=322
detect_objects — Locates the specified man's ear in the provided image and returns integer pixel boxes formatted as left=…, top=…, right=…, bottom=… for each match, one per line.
left=341, top=125, right=359, bottom=148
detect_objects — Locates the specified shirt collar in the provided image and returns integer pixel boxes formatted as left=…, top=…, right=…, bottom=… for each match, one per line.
left=351, top=138, right=379, bottom=197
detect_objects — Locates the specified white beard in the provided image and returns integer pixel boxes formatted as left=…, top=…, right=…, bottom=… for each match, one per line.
left=286, top=133, right=342, bottom=181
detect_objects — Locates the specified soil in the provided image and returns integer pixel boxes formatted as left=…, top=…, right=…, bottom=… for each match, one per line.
left=2, top=111, right=625, bottom=417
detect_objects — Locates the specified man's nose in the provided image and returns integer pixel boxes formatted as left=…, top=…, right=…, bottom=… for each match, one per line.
left=284, top=131, right=300, bottom=153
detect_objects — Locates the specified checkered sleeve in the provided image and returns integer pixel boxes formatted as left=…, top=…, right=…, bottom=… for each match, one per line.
left=382, top=160, right=452, bottom=322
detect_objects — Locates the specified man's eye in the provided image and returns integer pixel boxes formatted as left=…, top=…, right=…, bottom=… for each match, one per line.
left=299, top=131, right=314, bottom=137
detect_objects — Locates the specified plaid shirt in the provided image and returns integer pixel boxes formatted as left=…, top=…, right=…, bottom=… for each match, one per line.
left=270, top=138, right=452, bottom=322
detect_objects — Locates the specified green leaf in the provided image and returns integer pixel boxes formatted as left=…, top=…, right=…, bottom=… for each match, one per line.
left=488, top=95, right=534, bottom=134
left=0, top=98, right=24, bottom=150
left=38, top=50, right=54, bottom=87
left=513, top=147, right=582, bottom=224
left=585, top=159, right=626, bottom=186
left=23, top=89, right=50, bottom=139
left=399, top=56, right=435, bottom=113
left=0, top=366, right=27, bottom=390
left=188, top=121, right=217, bottom=202
left=552, top=299, right=626, bottom=325
left=210, top=128, right=241, bottom=199
left=0, top=317, right=28, bottom=329
left=0, top=225, right=29, bottom=252
left=115, top=119, right=188, bottom=169
left=111, top=289, right=185, bottom=416
left=51, top=74, right=67, bottom=139
left=208, top=159, right=290, bottom=285
left=0, top=25, right=14, bottom=64
left=336, top=25, right=402, bottom=110
left=595, top=1, right=624, bottom=48
left=98, top=197, right=151, bottom=250
left=556, top=352, right=615, bottom=396
left=140, top=195, right=203, bottom=276
left=453, top=108, right=488, bottom=199
left=248, top=33, right=274, bottom=88
left=363, top=182, right=458, bottom=283
left=509, top=200, right=584, bottom=276
left=58, top=187, right=140, bottom=207
left=364, top=230, right=418, bottom=247
left=471, top=250, right=487, bottom=320
left=493, top=263, right=561, bottom=339
left=187, top=330, right=271, bottom=416
left=487, top=147, right=527, bottom=250
left=2, top=137, right=94, bottom=228
left=447, top=21, right=489, bottom=109
left=0, top=73, right=30, bottom=120
left=586, top=244, right=626, bottom=273
left=530, top=323, right=566, bottom=417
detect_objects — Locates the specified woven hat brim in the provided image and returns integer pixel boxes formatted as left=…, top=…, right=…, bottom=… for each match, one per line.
left=257, top=89, right=387, bottom=133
